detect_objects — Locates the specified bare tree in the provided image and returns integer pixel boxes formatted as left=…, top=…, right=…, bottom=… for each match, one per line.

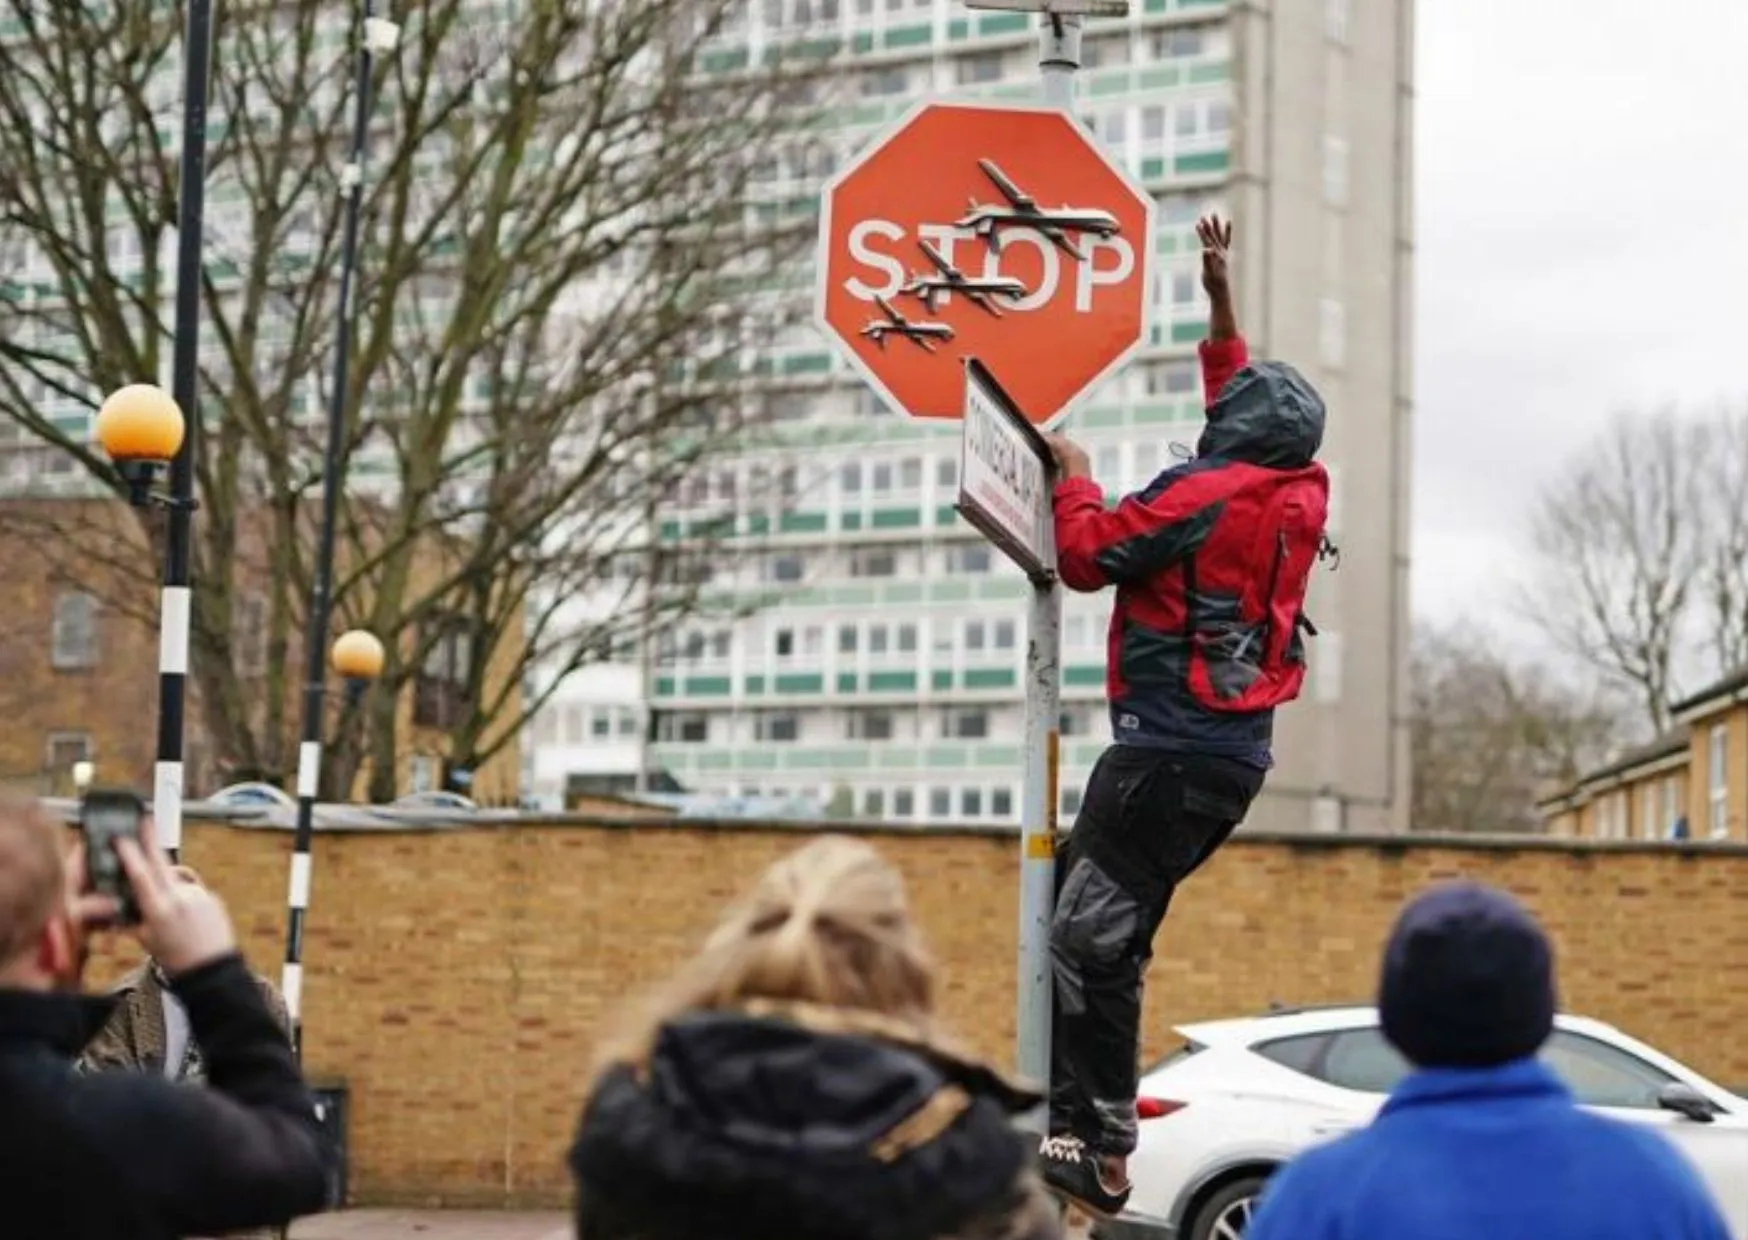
left=1517, top=411, right=1703, bottom=734
left=1691, top=406, right=1748, bottom=673
left=1410, top=622, right=1632, bottom=834
left=0, top=1, right=830, bottom=797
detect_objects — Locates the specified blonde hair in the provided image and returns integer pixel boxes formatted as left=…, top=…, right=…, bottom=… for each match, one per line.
left=0, top=798, right=67, bottom=970
left=591, top=835, right=936, bottom=1076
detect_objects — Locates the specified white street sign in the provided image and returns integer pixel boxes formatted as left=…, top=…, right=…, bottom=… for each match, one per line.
left=957, top=359, right=1056, bottom=582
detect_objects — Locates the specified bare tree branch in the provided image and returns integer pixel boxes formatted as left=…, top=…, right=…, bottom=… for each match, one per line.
left=0, top=0, right=833, bottom=798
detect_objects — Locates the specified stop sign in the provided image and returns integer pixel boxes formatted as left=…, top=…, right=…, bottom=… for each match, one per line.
left=816, top=100, right=1155, bottom=428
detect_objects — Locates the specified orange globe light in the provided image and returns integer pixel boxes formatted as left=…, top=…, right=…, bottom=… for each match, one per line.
left=95, top=384, right=186, bottom=463
left=331, top=629, right=386, bottom=681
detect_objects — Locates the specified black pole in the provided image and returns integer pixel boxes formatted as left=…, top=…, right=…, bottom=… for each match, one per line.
left=282, top=0, right=384, bottom=1061
left=156, top=0, right=215, bottom=865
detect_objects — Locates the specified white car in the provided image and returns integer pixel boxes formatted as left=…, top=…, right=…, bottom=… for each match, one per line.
left=1101, top=1004, right=1748, bottom=1240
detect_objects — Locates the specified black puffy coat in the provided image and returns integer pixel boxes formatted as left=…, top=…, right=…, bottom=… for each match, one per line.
left=570, top=1002, right=1061, bottom=1240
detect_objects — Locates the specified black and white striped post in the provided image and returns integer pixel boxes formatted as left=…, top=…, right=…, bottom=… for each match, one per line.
left=95, top=388, right=193, bottom=847
left=280, top=1, right=398, bottom=1059
left=282, top=630, right=382, bottom=1055
left=91, top=0, right=216, bottom=862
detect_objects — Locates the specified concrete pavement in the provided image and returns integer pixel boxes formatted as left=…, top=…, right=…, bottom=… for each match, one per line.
left=291, top=1211, right=570, bottom=1239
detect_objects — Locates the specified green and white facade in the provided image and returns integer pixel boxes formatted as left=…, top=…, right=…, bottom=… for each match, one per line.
left=527, top=0, right=1416, bottom=834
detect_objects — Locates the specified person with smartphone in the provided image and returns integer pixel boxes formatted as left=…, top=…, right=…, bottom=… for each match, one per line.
left=1035, top=215, right=1332, bottom=1219
left=0, top=796, right=327, bottom=1239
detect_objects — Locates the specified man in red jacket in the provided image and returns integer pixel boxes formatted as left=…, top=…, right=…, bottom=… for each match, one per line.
left=1037, top=216, right=1330, bottom=1217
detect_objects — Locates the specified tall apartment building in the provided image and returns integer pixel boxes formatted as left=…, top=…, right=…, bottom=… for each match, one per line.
left=531, top=0, right=1417, bottom=834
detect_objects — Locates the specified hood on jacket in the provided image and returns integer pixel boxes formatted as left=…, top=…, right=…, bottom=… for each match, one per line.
left=1195, top=360, right=1325, bottom=468
left=569, top=1008, right=1043, bottom=1240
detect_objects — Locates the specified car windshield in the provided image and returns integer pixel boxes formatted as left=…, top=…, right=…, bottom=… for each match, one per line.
left=1250, top=1024, right=1684, bottom=1109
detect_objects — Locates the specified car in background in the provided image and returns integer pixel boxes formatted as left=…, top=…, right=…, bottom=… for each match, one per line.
left=1099, top=1004, right=1748, bottom=1240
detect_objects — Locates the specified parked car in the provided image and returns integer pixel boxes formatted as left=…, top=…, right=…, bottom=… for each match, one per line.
left=1100, top=1004, right=1748, bottom=1240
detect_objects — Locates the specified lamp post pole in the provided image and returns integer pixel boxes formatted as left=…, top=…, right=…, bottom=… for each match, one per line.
left=156, top=0, right=217, bottom=863
left=280, top=2, right=398, bottom=1061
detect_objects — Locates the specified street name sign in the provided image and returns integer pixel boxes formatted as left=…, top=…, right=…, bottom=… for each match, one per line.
left=957, top=359, right=1055, bottom=582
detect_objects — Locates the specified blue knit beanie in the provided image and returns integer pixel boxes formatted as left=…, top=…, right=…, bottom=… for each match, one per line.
left=1378, top=881, right=1556, bottom=1068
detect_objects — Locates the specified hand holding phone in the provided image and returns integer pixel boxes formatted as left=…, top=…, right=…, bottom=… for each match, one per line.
left=114, top=818, right=238, bottom=976
left=79, top=789, right=145, bottom=927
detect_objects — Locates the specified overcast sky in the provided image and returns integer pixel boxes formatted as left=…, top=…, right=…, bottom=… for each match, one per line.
left=1412, top=0, right=1748, bottom=634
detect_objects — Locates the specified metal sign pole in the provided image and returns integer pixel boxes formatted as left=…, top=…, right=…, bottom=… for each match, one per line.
left=1017, top=6, right=1078, bottom=1123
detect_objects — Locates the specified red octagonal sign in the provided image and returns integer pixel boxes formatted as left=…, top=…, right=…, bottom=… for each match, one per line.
left=816, top=100, right=1155, bottom=428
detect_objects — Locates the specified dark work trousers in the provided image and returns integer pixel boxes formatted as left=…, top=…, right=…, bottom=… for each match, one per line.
left=1047, top=744, right=1265, bottom=1157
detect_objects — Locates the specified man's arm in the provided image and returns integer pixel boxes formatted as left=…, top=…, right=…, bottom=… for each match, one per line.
left=1043, top=435, right=1232, bottom=592
left=1196, top=214, right=1249, bottom=405
left=96, top=955, right=327, bottom=1234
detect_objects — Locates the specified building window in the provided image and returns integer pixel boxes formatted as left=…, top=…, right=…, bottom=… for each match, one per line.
left=1661, top=777, right=1680, bottom=841
left=862, top=788, right=886, bottom=817
left=898, top=458, right=922, bottom=490
left=929, top=787, right=952, bottom=818
left=964, top=621, right=986, bottom=652
left=1323, top=134, right=1349, bottom=207
left=943, top=709, right=989, bottom=740
left=961, top=788, right=983, bottom=818
left=414, top=615, right=472, bottom=728
left=992, top=786, right=1013, bottom=818
left=868, top=625, right=889, bottom=655
left=840, top=462, right=862, bottom=495
left=769, top=554, right=805, bottom=583
left=774, top=628, right=795, bottom=659
left=591, top=711, right=611, bottom=739
left=1319, top=298, right=1346, bottom=369
left=1060, top=786, right=1083, bottom=818
left=956, top=51, right=1003, bottom=85
left=51, top=592, right=99, bottom=670
left=993, top=619, right=1017, bottom=650
left=1326, top=0, right=1350, bottom=44
left=851, top=547, right=896, bottom=578
left=408, top=754, right=437, bottom=793
left=1059, top=709, right=1093, bottom=736
left=893, top=788, right=915, bottom=817
left=846, top=709, right=893, bottom=741
left=838, top=624, right=859, bottom=654
left=896, top=623, right=918, bottom=653
left=757, top=713, right=800, bottom=743
left=1709, top=725, right=1729, bottom=837
left=45, top=731, right=92, bottom=777
left=936, top=456, right=957, bottom=489
left=946, top=545, right=991, bottom=574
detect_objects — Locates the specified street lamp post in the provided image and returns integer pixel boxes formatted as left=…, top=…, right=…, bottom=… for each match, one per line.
left=160, top=0, right=217, bottom=863
left=282, top=628, right=383, bottom=1059
left=280, top=5, right=398, bottom=1061
left=96, top=384, right=192, bottom=856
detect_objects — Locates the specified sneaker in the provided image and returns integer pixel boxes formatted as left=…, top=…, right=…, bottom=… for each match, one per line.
left=1037, top=1133, right=1131, bottom=1219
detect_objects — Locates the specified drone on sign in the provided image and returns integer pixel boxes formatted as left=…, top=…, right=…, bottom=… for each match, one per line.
left=859, top=294, right=955, bottom=353
left=898, top=239, right=1029, bottom=318
left=954, top=158, right=1121, bottom=261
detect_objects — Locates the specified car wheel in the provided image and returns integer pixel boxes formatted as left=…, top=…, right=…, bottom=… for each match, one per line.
left=1187, top=1175, right=1267, bottom=1240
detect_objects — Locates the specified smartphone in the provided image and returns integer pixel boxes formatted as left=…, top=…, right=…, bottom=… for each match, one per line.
left=80, top=789, right=145, bottom=927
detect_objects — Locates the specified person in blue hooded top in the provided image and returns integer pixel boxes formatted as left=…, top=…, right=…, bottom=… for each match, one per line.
left=1245, top=881, right=1731, bottom=1240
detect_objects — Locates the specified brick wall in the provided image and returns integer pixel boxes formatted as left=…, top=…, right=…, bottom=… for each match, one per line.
left=90, top=819, right=1748, bottom=1207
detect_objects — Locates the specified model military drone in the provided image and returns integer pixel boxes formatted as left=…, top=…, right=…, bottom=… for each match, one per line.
left=859, top=294, right=955, bottom=353
left=954, top=158, right=1121, bottom=261
left=898, top=239, right=1028, bottom=318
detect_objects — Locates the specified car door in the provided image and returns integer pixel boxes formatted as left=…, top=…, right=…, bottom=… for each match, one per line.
left=1540, top=1029, right=1748, bottom=1237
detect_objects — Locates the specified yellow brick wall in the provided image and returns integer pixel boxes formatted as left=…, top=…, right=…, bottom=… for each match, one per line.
left=90, top=821, right=1748, bottom=1207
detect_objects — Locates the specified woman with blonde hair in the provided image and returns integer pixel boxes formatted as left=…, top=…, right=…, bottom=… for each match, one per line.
left=569, top=835, right=1062, bottom=1240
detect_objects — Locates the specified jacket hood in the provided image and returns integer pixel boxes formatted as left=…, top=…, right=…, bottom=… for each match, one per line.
left=570, top=1008, right=1041, bottom=1240
left=1195, top=359, right=1325, bottom=468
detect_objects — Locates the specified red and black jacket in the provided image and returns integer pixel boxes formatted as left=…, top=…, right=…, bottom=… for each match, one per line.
left=1053, top=336, right=1329, bottom=768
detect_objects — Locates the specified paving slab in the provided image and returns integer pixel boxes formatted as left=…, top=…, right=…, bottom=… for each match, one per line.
left=290, top=1210, right=571, bottom=1239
